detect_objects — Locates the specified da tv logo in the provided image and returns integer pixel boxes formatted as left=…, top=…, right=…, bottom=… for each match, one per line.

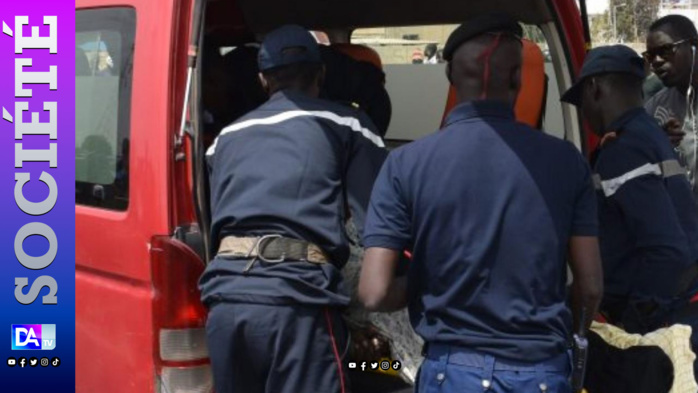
left=11, top=325, right=56, bottom=350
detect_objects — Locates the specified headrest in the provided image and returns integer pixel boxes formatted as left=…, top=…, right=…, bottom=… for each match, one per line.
left=76, top=47, right=90, bottom=76
left=332, top=43, right=383, bottom=70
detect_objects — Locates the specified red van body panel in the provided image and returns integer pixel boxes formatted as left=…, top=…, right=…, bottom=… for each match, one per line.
left=75, top=0, right=182, bottom=391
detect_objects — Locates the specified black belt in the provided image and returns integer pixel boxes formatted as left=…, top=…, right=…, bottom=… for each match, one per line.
left=217, top=235, right=330, bottom=273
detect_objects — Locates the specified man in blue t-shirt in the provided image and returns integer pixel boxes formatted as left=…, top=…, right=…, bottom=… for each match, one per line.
left=562, top=45, right=698, bottom=374
left=359, top=13, right=603, bottom=393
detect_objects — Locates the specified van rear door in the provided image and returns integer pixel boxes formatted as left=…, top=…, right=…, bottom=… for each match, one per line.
left=75, top=0, right=176, bottom=391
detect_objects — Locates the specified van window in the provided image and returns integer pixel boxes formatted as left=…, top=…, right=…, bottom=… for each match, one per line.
left=352, top=24, right=566, bottom=143
left=75, top=8, right=135, bottom=210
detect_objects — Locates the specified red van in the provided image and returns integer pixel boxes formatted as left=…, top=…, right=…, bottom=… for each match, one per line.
left=75, top=0, right=592, bottom=392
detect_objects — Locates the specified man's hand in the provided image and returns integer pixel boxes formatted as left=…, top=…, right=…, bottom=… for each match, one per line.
left=349, top=324, right=391, bottom=361
left=663, top=118, right=685, bottom=147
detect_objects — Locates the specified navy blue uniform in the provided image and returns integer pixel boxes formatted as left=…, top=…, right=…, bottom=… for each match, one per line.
left=202, top=90, right=386, bottom=306
left=364, top=101, right=597, bottom=391
left=202, top=90, right=386, bottom=393
left=593, top=108, right=698, bottom=332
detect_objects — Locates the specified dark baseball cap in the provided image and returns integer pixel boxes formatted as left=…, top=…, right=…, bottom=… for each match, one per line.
left=561, top=45, right=645, bottom=106
left=258, top=25, right=322, bottom=72
left=443, top=13, right=523, bottom=61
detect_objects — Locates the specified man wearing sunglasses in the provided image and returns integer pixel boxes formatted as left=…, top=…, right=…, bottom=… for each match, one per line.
left=645, top=14, right=698, bottom=202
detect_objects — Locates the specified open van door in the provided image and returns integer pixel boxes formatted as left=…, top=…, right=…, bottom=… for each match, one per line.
left=76, top=0, right=214, bottom=391
left=174, top=0, right=212, bottom=263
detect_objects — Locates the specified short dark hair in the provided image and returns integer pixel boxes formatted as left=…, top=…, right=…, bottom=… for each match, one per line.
left=594, top=72, right=644, bottom=97
left=262, top=61, right=323, bottom=93
left=649, top=14, right=698, bottom=41
left=425, top=43, right=438, bottom=56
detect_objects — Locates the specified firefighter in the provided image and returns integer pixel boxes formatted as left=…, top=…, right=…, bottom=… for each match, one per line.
left=562, top=44, right=698, bottom=376
left=200, top=25, right=387, bottom=393
left=358, top=13, right=603, bottom=393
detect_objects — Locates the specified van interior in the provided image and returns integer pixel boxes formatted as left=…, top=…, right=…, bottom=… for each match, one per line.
left=73, top=0, right=585, bottom=248
left=188, top=3, right=585, bottom=388
left=200, top=0, right=581, bottom=144
left=191, top=0, right=585, bottom=260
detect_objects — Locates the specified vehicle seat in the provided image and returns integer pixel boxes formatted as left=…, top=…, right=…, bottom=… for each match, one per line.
left=332, top=43, right=383, bottom=71
left=324, top=44, right=391, bottom=135
left=76, top=47, right=90, bottom=76
left=441, top=38, right=547, bottom=129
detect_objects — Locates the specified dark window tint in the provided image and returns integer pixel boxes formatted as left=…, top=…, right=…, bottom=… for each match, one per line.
left=75, top=8, right=135, bottom=210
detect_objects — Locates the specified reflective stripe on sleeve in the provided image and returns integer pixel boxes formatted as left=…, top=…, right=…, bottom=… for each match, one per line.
left=593, top=159, right=687, bottom=197
left=205, top=110, right=385, bottom=157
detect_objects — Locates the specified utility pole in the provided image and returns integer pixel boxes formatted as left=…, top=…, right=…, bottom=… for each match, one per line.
left=613, top=2, right=627, bottom=42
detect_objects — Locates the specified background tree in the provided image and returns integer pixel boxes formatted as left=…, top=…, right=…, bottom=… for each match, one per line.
left=522, top=24, right=546, bottom=44
left=590, top=0, right=660, bottom=44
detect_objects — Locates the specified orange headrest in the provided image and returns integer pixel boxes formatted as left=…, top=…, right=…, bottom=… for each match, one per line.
left=442, top=39, right=547, bottom=128
left=332, top=43, right=383, bottom=70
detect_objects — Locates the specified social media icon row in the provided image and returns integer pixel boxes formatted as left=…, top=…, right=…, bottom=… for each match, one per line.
left=347, top=360, right=401, bottom=371
left=7, top=357, right=59, bottom=368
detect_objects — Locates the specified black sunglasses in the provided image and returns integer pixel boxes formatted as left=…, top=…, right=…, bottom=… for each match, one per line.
left=642, top=38, right=692, bottom=62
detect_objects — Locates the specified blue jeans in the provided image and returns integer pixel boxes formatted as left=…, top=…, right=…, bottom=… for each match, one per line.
left=416, top=344, right=571, bottom=393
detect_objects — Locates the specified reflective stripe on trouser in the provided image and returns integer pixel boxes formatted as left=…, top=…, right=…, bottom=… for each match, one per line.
left=416, top=344, right=571, bottom=393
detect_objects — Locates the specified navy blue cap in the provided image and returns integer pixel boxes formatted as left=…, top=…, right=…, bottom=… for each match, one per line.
left=561, top=45, right=645, bottom=106
left=443, top=13, right=523, bottom=61
left=258, top=25, right=322, bottom=72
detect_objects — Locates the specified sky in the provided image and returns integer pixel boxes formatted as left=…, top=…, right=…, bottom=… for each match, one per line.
left=583, top=0, right=610, bottom=14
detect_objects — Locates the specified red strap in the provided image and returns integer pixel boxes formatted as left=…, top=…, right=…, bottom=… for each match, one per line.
left=324, top=308, right=346, bottom=393
left=478, top=34, right=503, bottom=100
left=599, top=131, right=618, bottom=147
left=690, top=292, right=698, bottom=304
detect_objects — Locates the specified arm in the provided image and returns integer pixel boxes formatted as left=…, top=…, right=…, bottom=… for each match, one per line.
left=611, top=175, right=691, bottom=298
left=359, top=247, right=407, bottom=312
left=662, top=118, right=685, bottom=147
left=568, top=149, right=603, bottom=332
left=568, top=236, right=603, bottom=332
left=644, top=96, right=684, bottom=147
left=360, top=154, right=412, bottom=312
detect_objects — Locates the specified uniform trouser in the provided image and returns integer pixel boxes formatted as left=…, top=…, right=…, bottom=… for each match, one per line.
left=205, top=301, right=350, bottom=393
left=416, top=344, right=571, bottom=393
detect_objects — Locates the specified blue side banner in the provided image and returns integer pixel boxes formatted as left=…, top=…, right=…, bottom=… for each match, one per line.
left=0, top=1, right=75, bottom=392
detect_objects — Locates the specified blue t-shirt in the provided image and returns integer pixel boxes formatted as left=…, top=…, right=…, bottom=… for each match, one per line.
left=363, top=100, right=598, bottom=362
left=594, top=108, right=698, bottom=304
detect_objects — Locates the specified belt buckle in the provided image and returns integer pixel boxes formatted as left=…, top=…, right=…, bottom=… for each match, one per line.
left=254, top=234, right=285, bottom=263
